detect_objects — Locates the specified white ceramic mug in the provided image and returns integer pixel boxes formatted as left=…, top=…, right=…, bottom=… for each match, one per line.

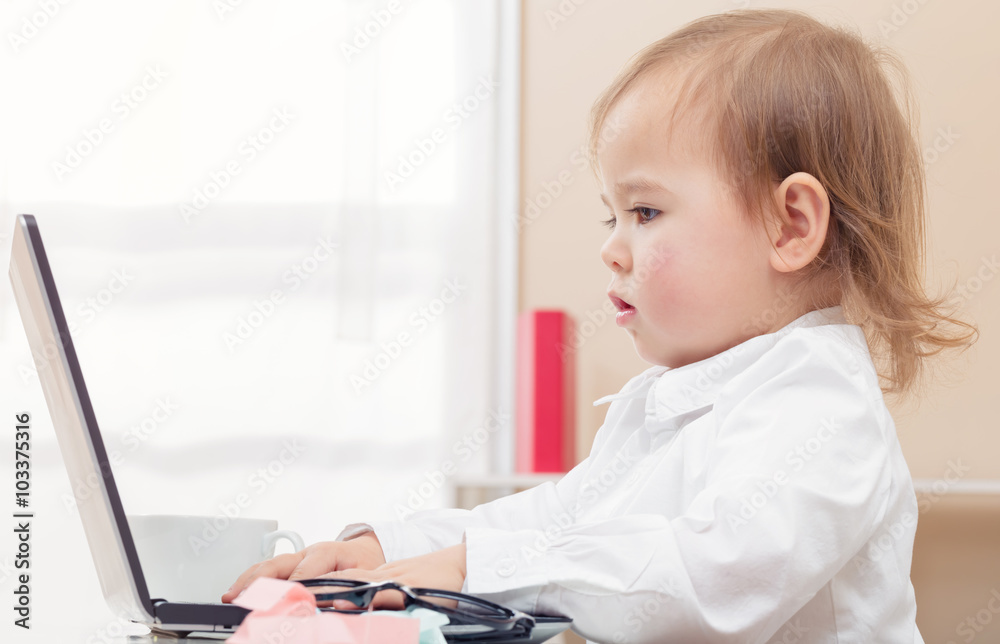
left=127, top=514, right=305, bottom=604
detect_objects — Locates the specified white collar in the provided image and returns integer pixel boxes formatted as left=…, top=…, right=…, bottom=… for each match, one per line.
left=593, top=306, right=851, bottom=433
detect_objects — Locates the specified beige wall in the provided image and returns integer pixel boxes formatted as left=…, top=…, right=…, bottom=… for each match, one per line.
left=519, top=1, right=999, bottom=641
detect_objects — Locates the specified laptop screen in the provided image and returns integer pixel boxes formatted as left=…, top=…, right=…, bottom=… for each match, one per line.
left=8, top=214, right=156, bottom=623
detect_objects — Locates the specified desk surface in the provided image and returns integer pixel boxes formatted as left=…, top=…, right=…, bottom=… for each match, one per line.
left=125, top=636, right=229, bottom=643
left=109, top=630, right=576, bottom=644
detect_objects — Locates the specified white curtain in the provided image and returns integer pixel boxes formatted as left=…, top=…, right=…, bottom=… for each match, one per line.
left=0, top=2, right=517, bottom=635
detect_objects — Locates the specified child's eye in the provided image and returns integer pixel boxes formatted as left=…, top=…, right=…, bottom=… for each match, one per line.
left=627, top=206, right=661, bottom=223
left=601, top=216, right=616, bottom=230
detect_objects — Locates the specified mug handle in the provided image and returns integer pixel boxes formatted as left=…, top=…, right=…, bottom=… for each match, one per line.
left=261, top=529, right=305, bottom=559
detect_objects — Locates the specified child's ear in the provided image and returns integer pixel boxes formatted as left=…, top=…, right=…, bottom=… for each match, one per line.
left=767, top=172, right=830, bottom=273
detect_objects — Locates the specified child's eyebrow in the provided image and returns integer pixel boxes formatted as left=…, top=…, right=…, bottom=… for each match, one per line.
left=600, top=177, right=672, bottom=206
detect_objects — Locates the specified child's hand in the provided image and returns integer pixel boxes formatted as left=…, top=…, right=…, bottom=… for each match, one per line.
left=318, top=544, right=467, bottom=611
left=221, top=531, right=386, bottom=603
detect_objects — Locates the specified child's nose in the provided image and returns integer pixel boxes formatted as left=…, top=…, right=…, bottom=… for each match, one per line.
left=600, top=232, right=631, bottom=273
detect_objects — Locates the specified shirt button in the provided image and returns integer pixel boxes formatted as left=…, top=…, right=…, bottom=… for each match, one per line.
left=496, top=557, right=517, bottom=578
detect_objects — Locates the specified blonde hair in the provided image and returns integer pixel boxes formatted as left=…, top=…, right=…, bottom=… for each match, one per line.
left=587, top=9, right=977, bottom=401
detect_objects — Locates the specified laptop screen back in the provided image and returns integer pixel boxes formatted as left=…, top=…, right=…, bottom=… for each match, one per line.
left=8, top=214, right=155, bottom=623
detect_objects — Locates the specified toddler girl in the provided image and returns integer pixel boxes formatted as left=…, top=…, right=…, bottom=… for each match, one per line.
left=223, top=9, right=976, bottom=643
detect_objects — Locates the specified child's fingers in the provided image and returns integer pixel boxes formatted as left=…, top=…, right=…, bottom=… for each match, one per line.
left=221, top=541, right=385, bottom=604
left=307, top=569, right=378, bottom=610
left=317, top=568, right=406, bottom=611
left=220, top=552, right=306, bottom=603
left=316, top=567, right=378, bottom=580
left=287, top=547, right=354, bottom=582
left=371, top=588, right=407, bottom=610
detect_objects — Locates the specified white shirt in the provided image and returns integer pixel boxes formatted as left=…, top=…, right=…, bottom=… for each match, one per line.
left=339, top=306, right=925, bottom=644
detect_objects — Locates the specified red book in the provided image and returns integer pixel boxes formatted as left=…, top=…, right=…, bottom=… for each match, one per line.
left=516, top=310, right=576, bottom=473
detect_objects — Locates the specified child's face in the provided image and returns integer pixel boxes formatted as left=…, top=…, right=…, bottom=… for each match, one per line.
left=597, top=69, right=789, bottom=368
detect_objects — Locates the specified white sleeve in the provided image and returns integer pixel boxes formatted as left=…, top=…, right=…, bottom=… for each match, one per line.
left=334, top=369, right=650, bottom=563
left=462, top=355, right=894, bottom=643
left=337, top=441, right=604, bottom=562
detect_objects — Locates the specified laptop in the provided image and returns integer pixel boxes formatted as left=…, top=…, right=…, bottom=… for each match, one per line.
left=7, top=214, right=572, bottom=642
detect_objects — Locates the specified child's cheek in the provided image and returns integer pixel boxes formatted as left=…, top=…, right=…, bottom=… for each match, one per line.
left=635, top=245, right=673, bottom=291
left=639, top=247, right=697, bottom=322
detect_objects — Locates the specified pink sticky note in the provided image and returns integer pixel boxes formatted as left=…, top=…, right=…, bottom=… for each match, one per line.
left=318, top=612, right=420, bottom=643
left=226, top=578, right=420, bottom=644
left=231, top=613, right=419, bottom=644
left=228, top=615, right=310, bottom=644
left=232, top=577, right=317, bottom=617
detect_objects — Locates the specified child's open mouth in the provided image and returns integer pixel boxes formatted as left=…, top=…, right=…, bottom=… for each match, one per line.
left=609, top=294, right=636, bottom=326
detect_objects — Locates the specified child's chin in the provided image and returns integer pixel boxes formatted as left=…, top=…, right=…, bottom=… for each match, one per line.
left=634, top=342, right=696, bottom=369
left=631, top=338, right=666, bottom=366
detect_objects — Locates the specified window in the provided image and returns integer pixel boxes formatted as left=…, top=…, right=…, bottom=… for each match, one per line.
left=0, top=0, right=519, bottom=548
